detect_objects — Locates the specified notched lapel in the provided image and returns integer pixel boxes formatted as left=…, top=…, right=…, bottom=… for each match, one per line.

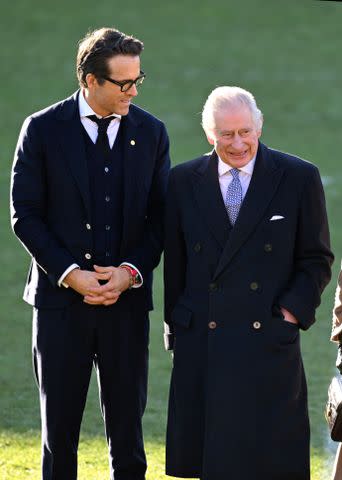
left=213, top=144, right=284, bottom=279
left=120, top=109, right=143, bottom=247
left=191, top=152, right=231, bottom=249
left=57, top=92, right=91, bottom=218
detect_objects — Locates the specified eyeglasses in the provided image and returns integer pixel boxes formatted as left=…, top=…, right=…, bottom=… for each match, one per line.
left=102, top=71, right=146, bottom=92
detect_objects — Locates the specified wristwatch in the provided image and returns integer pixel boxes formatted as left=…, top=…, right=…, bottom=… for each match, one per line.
left=119, top=265, right=141, bottom=289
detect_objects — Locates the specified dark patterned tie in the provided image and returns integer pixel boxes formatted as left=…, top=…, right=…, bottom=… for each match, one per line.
left=87, top=115, right=114, bottom=156
left=225, top=168, right=243, bottom=225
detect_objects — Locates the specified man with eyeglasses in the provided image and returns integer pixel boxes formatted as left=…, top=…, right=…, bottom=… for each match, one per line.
left=11, top=27, right=170, bottom=480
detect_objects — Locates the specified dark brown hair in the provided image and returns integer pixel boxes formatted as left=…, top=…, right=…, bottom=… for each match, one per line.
left=76, top=27, right=143, bottom=87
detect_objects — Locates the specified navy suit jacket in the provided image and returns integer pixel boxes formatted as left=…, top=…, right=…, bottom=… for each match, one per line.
left=11, top=91, right=170, bottom=310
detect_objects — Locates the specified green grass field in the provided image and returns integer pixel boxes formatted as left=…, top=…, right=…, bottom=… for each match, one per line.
left=1, top=0, right=342, bottom=478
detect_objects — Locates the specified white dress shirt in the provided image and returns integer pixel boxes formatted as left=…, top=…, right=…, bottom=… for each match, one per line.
left=78, top=90, right=121, bottom=147
left=58, top=91, right=142, bottom=288
left=217, top=155, right=256, bottom=202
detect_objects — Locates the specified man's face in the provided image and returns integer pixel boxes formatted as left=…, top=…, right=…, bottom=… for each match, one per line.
left=84, top=55, right=141, bottom=116
left=207, top=105, right=262, bottom=168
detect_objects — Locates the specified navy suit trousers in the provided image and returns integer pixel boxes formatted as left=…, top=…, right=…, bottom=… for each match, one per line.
left=32, top=298, right=149, bottom=480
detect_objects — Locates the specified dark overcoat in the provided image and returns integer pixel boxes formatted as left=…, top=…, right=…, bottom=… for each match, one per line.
left=163, top=143, right=333, bottom=480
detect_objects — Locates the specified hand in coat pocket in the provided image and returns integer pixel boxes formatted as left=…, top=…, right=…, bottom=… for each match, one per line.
left=280, top=306, right=299, bottom=325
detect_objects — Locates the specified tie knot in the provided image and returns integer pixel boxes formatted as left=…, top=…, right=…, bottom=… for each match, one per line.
left=230, top=168, right=240, bottom=179
left=87, top=115, right=113, bottom=132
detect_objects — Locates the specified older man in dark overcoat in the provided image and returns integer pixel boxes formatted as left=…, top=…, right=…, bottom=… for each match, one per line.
left=163, top=86, right=333, bottom=480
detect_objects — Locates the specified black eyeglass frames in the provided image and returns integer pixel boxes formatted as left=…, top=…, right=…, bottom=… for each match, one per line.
left=102, top=71, right=146, bottom=92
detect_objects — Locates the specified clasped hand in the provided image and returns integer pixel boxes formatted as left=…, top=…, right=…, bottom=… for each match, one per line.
left=64, top=265, right=131, bottom=306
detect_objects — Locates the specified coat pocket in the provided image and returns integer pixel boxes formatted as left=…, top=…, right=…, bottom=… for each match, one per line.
left=272, top=304, right=299, bottom=345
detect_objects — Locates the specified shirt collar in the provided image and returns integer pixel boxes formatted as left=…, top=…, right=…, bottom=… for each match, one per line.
left=78, top=89, right=121, bottom=120
left=218, top=154, right=256, bottom=178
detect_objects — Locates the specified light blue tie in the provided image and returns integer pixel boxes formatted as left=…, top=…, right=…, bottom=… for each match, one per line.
left=225, top=168, right=242, bottom=225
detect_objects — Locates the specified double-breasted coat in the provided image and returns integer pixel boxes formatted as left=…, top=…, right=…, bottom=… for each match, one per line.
left=163, top=143, right=333, bottom=480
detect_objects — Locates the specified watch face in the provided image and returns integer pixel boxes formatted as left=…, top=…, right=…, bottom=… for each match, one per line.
left=134, top=273, right=141, bottom=285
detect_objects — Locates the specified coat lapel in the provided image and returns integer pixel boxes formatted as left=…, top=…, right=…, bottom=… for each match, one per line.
left=191, top=151, right=231, bottom=249
left=213, top=143, right=284, bottom=279
left=57, top=91, right=91, bottom=219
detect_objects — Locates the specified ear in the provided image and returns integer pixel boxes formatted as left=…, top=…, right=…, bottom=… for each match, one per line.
left=206, top=133, right=215, bottom=146
left=256, top=117, right=263, bottom=139
left=85, top=73, right=98, bottom=89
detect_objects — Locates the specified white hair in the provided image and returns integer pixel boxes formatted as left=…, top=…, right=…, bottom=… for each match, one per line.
left=201, top=86, right=263, bottom=135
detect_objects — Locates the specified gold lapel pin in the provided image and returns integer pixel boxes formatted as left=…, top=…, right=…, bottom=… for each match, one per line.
left=130, top=140, right=136, bottom=146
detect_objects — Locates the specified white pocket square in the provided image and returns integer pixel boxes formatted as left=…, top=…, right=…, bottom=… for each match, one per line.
left=270, top=215, right=284, bottom=221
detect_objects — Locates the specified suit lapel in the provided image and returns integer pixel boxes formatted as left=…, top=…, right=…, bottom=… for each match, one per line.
left=57, top=91, right=91, bottom=218
left=120, top=108, right=143, bottom=248
left=191, top=152, right=231, bottom=249
left=213, top=143, right=284, bottom=279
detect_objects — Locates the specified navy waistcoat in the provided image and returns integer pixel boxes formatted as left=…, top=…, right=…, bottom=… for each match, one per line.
left=83, top=123, right=124, bottom=267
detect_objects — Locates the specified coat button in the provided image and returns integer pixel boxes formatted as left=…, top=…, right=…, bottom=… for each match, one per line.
left=85, top=253, right=92, bottom=260
left=250, top=282, right=259, bottom=291
left=208, top=321, right=217, bottom=329
left=209, top=282, right=218, bottom=292
left=253, top=321, right=261, bottom=329
left=194, top=243, right=201, bottom=253
left=264, top=243, right=272, bottom=252
left=86, top=223, right=91, bottom=230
